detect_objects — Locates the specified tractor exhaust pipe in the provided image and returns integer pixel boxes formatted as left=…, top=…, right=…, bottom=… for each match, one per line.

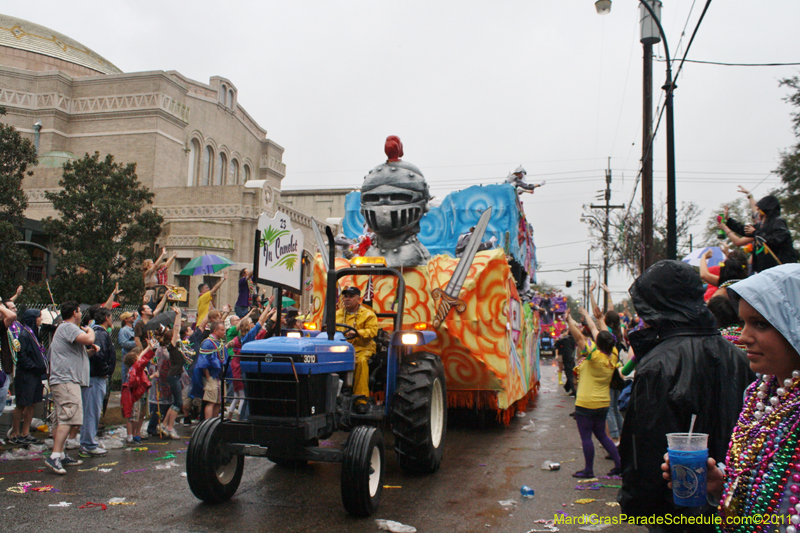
left=325, top=226, right=336, bottom=340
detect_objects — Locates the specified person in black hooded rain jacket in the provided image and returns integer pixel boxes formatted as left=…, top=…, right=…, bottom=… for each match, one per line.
left=723, top=195, right=798, bottom=272
left=8, top=309, right=48, bottom=445
left=618, top=261, right=755, bottom=531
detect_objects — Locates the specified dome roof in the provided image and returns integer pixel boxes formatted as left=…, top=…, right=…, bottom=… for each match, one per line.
left=0, top=14, right=122, bottom=75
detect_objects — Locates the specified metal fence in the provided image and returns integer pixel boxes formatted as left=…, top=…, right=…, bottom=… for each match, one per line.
left=18, top=303, right=140, bottom=353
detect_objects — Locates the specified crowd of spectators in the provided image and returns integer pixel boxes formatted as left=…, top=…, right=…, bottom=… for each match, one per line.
left=0, top=249, right=303, bottom=475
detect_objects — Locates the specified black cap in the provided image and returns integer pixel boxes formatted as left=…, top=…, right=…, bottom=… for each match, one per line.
left=341, top=286, right=361, bottom=296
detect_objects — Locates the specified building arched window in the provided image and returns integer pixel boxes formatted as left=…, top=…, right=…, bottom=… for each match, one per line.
left=187, top=138, right=201, bottom=186
left=215, top=153, right=226, bottom=186
left=244, top=164, right=251, bottom=183
left=201, top=145, right=213, bottom=186
left=229, top=159, right=239, bottom=185
left=221, top=84, right=228, bottom=106
left=228, top=89, right=234, bottom=109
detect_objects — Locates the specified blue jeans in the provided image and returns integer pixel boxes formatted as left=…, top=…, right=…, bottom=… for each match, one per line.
left=606, top=387, right=624, bottom=439
left=0, top=375, right=10, bottom=414
left=80, top=376, right=107, bottom=450
left=235, top=305, right=249, bottom=318
left=167, top=375, right=183, bottom=412
left=148, top=402, right=172, bottom=435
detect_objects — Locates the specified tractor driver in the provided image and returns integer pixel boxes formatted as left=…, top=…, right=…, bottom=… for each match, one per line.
left=336, top=286, right=378, bottom=414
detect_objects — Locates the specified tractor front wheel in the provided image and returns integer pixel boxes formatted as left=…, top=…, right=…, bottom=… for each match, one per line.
left=187, top=417, right=244, bottom=503
left=341, top=425, right=384, bottom=517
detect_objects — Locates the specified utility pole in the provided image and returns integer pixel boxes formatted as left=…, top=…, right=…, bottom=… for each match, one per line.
left=590, top=158, right=625, bottom=311
left=642, top=32, right=655, bottom=271
left=579, top=250, right=600, bottom=310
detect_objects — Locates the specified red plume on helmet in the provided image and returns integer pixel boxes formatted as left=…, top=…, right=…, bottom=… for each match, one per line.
left=385, top=136, right=403, bottom=162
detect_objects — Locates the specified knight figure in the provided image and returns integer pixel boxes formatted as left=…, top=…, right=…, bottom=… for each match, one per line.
left=360, top=136, right=431, bottom=268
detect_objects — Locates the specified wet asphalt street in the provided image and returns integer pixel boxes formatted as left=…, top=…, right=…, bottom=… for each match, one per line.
left=1, top=360, right=646, bottom=533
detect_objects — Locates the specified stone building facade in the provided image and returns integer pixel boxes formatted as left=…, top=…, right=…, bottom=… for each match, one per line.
left=0, top=13, right=324, bottom=312
left=279, top=188, right=354, bottom=226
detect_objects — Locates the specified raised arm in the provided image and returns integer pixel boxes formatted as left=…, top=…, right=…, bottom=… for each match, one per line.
left=588, top=281, right=606, bottom=330
left=9, top=285, right=22, bottom=303
left=578, top=306, right=600, bottom=341
left=738, top=186, right=759, bottom=215
left=565, top=311, right=587, bottom=352
left=153, top=248, right=167, bottom=270
left=162, top=251, right=179, bottom=273
left=0, top=301, right=17, bottom=327
left=210, top=271, right=229, bottom=296
left=699, top=250, right=720, bottom=286
left=171, top=305, right=182, bottom=345
left=103, top=282, right=122, bottom=310
left=622, top=300, right=633, bottom=321
left=153, top=291, right=169, bottom=316
left=722, top=225, right=754, bottom=247
left=599, top=282, right=614, bottom=311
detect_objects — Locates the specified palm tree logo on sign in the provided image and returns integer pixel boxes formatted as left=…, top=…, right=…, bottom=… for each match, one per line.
left=255, top=211, right=304, bottom=291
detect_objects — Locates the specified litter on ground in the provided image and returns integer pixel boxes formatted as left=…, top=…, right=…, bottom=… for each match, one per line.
left=375, top=519, right=417, bottom=533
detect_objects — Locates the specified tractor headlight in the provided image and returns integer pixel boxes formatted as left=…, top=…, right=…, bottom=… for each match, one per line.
left=286, top=332, right=301, bottom=339
left=401, top=333, right=419, bottom=345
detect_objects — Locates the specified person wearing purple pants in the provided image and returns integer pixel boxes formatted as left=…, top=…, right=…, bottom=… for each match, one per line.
left=565, top=309, right=621, bottom=478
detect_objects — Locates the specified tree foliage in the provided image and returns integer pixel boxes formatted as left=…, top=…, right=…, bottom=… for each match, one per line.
left=0, top=107, right=37, bottom=297
left=584, top=199, right=702, bottom=279
left=776, top=76, right=800, bottom=240
left=43, top=152, right=163, bottom=304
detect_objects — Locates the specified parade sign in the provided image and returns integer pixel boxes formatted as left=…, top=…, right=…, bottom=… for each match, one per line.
left=254, top=211, right=304, bottom=292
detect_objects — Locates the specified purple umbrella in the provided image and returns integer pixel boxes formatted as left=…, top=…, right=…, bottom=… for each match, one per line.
left=178, top=254, right=235, bottom=276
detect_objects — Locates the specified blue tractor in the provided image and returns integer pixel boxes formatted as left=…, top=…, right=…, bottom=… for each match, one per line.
left=186, top=231, right=447, bottom=516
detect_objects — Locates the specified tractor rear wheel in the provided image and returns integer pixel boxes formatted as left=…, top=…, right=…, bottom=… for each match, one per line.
left=341, top=425, right=384, bottom=517
left=391, top=352, right=447, bottom=474
left=187, top=417, right=244, bottom=503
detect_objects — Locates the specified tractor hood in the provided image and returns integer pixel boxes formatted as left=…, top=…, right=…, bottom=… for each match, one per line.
left=240, top=336, right=355, bottom=374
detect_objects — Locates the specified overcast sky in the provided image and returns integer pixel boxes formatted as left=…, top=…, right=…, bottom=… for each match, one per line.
left=7, top=0, right=800, bottom=301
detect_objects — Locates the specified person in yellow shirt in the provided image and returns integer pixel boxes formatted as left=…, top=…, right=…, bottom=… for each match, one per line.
left=565, top=309, right=621, bottom=479
left=335, top=286, right=378, bottom=414
left=196, top=272, right=228, bottom=325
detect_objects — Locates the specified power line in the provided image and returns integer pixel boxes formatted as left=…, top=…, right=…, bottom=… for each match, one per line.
left=658, top=58, right=800, bottom=67
left=537, top=239, right=589, bottom=249
left=674, top=0, right=713, bottom=82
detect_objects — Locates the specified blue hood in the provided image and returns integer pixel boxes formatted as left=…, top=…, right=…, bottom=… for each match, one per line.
left=728, top=264, right=800, bottom=355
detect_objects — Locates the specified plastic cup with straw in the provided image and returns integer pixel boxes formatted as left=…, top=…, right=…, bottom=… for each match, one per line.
left=666, top=414, right=709, bottom=507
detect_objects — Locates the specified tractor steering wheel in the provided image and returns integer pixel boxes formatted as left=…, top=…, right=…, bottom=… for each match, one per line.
left=334, top=323, right=359, bottom=339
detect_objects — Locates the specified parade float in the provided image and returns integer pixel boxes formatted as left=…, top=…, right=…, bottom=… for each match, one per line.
left=307, top=137, right=541, bottom=423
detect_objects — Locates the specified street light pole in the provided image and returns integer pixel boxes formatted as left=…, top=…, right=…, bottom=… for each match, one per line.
left=597, top=0, right=677, bottom=261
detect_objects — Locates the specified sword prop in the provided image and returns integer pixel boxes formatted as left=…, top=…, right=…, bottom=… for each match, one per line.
left=432, top=207, right=493, bottom=328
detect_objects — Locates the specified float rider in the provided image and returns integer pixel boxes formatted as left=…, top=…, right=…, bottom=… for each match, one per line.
left=335, top=286, right=378, bottom=414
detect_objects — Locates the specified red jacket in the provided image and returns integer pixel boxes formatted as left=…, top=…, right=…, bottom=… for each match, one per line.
left=120, top=347, right=156, bottom=418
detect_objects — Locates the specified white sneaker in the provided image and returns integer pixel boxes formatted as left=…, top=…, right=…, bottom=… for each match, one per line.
left=65, top=438, right=80, bottom=450
left=168, top=428, right=181, bottom=440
